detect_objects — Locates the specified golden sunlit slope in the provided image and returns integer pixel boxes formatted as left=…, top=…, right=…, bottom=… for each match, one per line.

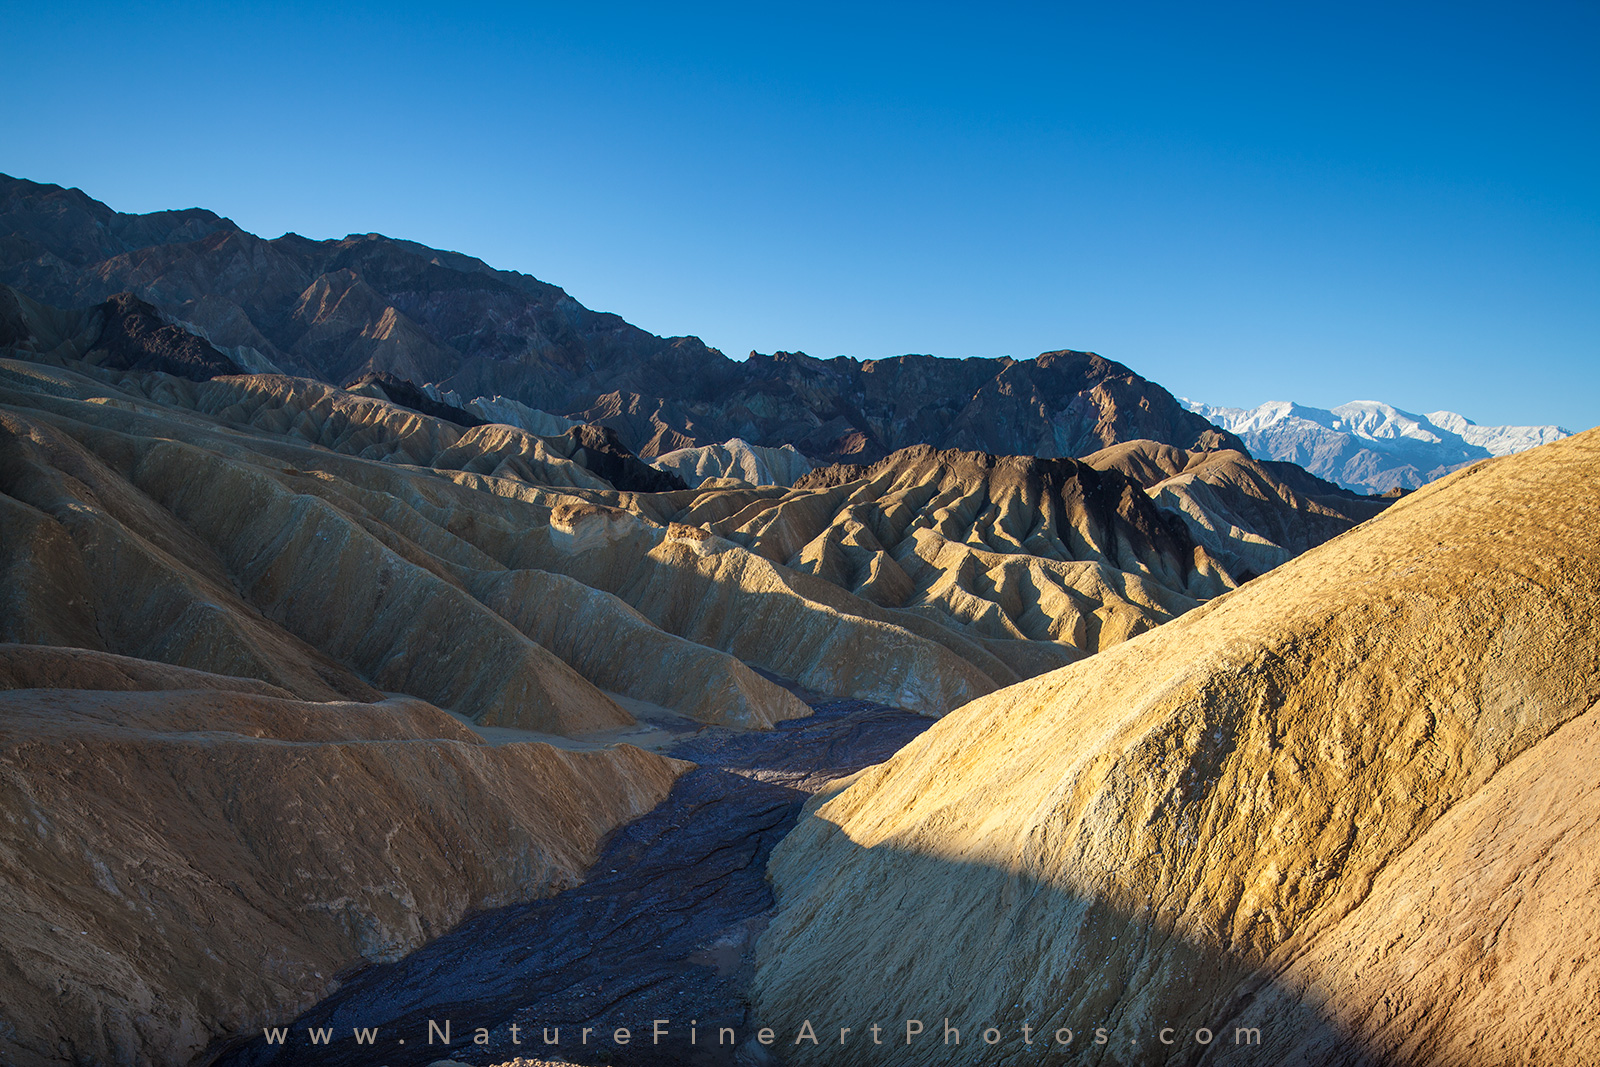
left=751, top=429, right=1600, bottom=1066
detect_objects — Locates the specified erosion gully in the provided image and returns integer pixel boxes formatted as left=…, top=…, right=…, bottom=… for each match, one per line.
left=212, top=689, right=930, bottom=1067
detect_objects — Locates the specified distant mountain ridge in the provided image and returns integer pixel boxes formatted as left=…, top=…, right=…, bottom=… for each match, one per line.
left=0, top=172, right=1237, bottom=465
left=1184, top=397, right=1571, bottom=494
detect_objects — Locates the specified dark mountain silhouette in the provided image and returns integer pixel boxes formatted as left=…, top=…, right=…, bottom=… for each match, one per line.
left=0, top=173, right=1240, bottom=463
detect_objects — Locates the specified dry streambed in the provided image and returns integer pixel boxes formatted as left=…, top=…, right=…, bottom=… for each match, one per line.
left=213, top=695, right=930, bottom=1067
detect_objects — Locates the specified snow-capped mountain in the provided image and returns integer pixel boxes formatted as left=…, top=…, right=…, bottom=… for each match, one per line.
left=1183, top=399, right=1571, bottom=495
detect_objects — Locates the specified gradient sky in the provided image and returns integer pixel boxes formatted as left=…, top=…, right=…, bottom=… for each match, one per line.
left=3, top=1, right=1595, bottom=429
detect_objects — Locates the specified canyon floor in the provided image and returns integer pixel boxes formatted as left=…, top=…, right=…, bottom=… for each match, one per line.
left=212, top=685, right=930, bottom=1067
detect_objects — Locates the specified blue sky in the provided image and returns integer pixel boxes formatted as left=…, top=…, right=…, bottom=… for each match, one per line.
left=3, top=1, right=1595, bottom=429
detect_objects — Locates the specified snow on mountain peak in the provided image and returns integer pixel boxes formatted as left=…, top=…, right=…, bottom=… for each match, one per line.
left=1328, top=401, right=1444, bottom=444
left=1181, top=397, right=1571, bottom=494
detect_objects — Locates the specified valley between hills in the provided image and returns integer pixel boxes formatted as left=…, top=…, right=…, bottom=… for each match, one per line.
left=1, top=174, right=1595, bottom=1067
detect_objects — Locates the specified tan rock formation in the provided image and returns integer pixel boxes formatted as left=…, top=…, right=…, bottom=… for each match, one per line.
left=0, top=660, right=687, bottom=1067
left=751, top=429, right=1600, bottom=1065
left=0, top=391, right=631, bottom=733
left=469, top=567, right=811, bottom=728
left=2, top=343, right=1384, bottom=725
left=0, top=643, right=293, bottom=695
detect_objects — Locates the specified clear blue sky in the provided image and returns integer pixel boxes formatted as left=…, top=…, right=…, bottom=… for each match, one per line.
left=3, top=1, right=1595, bottom=429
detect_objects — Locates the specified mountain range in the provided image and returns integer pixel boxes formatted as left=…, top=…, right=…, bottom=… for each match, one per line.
left=7, top=172, right=1573, bottom=499
left=0, top=172, right=1236, bottom=466
left=0, top=297, right=1388, bottom=1064
left=1184, top=397, right=1571, bottom=494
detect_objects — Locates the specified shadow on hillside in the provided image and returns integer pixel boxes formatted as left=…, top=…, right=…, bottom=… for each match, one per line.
left=743, top=842, right=1396, bottom=1067
left=206, top=700, right=1391, bottom=1067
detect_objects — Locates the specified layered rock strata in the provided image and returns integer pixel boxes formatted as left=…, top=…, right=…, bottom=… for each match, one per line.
left=2, top=330, right=1384, bottom=722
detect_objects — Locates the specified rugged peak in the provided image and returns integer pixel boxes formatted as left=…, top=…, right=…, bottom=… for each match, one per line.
left=0, top=172, right=236, bottom=268
left=93, top=292, right=242, bottom=379
left=0, top=286, right=243, bottom=381
left=560, top=422, right=690, bottom=493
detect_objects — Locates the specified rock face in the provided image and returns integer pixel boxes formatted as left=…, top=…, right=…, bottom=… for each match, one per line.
left=0, top=174, right=1239, bottom=464
left=1184, top=397, right=1572, bottom=493
left=750, top=429, right=1600, bottom=1065
left=0, top=646, right=687, bottom=1067
left=0, top=283, right=243, bottom=380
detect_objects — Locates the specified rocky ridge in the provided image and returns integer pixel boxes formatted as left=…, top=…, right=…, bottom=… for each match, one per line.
left=1083, top=440, right=1388, bottom=578
left=682, top=445, right=1229, bottom=671
left=1, top=174, right=1238, bottom=464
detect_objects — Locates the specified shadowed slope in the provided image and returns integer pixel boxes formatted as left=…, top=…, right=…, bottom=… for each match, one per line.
left=213, top=698, right=932, bottom=1067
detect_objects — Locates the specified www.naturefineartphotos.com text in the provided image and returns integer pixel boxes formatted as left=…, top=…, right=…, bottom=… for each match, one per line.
left=257, top=1017, right=1265, bottom=1052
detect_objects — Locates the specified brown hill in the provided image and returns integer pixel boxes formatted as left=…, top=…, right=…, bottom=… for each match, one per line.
left=750, top=429, right=1600, bottom=1065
